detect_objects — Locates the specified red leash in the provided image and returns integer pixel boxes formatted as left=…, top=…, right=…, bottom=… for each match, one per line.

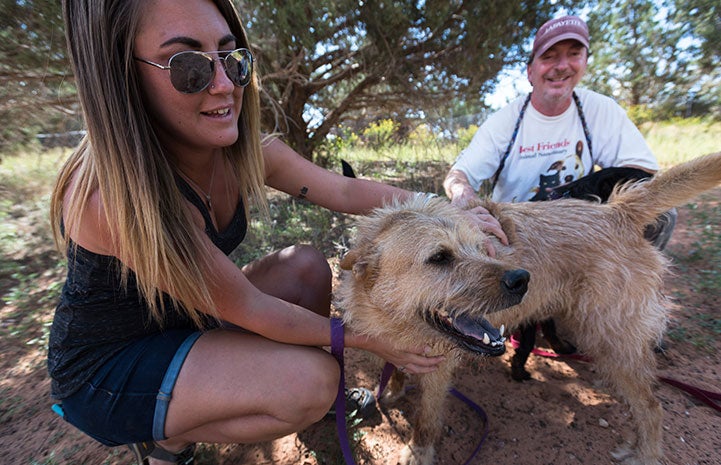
left=509, top=333, right=592, bottom=362
left=510, top=332, right=721, bottom=414
left=658, top=376, right=721, bottom=414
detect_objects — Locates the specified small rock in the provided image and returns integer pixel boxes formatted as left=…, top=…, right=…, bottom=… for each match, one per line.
left=598, top=418, right=610, bottom=428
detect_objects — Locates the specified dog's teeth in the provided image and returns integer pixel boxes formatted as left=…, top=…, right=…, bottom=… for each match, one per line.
left=483, top=333, right=490, bottom=345
left=500, top=324, right=505, bottom=336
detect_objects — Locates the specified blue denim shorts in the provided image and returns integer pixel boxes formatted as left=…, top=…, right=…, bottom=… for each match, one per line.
left=57, top=329, right=201, bottom=447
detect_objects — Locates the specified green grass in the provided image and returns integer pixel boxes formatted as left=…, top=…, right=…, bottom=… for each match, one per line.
left=641, top=118, right=721, bottom=166
left=336, top=139, right=460, bottom=166
left=664, top=189, right=721, bottom=352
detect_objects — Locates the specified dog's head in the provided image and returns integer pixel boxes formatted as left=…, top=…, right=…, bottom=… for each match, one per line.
left=335, top=196, right=529, bottom=357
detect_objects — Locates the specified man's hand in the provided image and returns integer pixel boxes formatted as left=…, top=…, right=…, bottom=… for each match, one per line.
left=445, top=169, right=508, bottom=256
left=461, top=205, right=508, bottom=257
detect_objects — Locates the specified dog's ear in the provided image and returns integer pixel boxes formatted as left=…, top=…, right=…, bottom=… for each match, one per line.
left=339, top=249, right=359, bottom=270
left=340, top=247, right=378, bottom=284
left=340, top=249, right=369, bottom=276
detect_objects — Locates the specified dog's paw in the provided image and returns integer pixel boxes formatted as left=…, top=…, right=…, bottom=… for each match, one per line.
left=398, top=444, right=435, bottom=465
left=510, top=364, right=532, bottom=382
left=611, top=446, right=662, bottom=465
left=547, top=337, right=577, bottom=355
left=381, top=388, right=406, bottom=404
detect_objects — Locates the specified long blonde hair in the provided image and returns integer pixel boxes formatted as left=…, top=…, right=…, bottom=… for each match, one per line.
left=52, top=0, right=267, bottom=326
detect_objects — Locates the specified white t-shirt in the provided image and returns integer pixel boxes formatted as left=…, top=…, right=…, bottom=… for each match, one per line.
left=452, top=88, right=658, bottom=202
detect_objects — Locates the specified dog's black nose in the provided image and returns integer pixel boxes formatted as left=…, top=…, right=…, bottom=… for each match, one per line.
left=501, top=269, right=530, bottom=296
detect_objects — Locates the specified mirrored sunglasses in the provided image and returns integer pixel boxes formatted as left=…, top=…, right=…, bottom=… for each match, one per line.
left=135, top=48, right=254, bottom=94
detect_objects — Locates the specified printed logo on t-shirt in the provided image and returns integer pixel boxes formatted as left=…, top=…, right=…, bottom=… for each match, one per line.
left=528, top=139, right=585, bottom=201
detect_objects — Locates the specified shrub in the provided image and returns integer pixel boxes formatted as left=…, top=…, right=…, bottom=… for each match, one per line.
left=362, top=119, right=398, bottom=149
left=456, top=124, right=479, bottom=147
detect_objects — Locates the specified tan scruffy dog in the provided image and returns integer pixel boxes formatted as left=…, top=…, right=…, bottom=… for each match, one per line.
left=335, top=152, right=721, bottom=465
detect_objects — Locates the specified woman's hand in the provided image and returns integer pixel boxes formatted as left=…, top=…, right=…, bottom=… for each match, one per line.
left=348, top=332, right=446, bottom=375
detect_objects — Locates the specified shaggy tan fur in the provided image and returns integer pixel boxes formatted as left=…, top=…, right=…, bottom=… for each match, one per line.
left=336, top=152, right=721, bottom=465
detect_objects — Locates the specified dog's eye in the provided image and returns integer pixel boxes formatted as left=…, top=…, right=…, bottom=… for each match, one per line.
left=426, top=249, right=454, bottom=265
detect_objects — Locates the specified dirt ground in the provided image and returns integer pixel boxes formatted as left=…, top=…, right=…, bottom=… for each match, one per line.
left=2, top=191, right=720, bottom=465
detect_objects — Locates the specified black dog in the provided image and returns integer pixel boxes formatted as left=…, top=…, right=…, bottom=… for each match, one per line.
left=511, top=167, right=652, bottom=381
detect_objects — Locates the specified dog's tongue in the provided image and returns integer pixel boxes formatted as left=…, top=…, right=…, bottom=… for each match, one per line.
left=452, top=313, right=503, bottom=346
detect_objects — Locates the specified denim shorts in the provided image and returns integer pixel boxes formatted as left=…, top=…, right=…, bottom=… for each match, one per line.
left=57, top=329, right=202, bottom=447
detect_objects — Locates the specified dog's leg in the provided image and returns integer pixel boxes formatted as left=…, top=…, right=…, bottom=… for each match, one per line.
left=398, top=360, right=457, bottom=465
left=601, top=350, right=663, bottom=465
left=540, top=319, right=577, bottom=354
left=510, top=322, right=536, bottom=381
left=381, top=368, right=408, bottom=404
left=579, top=324, right=664, bottom=465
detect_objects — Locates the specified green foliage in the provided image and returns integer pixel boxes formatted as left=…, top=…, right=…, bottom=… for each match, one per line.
left=242, top=0, right=575, bottom=155
left=231, top=198, right=352, bottom=266
left=456, top=124, right=479, bottom=148
left=406, top=124, right=436, bottom=147
left=665, top=187, right=721, bottom=353
left=0, top=0, right=77, bottom=151
left=641, top=118, right=721, bottom=166
left=626, top=104, right=655, bottom=126
left=673, top=0, right=721, bottom=71
left=685, top=196, right=721, bottom=293
left=585, top=0, right=721, bottom=120
left=0, top=147, right=66, bottom=347
left=586, top=0, right=687, bottom=108
left=361, top=119, right=398, bottom=149
left=2, top=0, right=721, bottom=157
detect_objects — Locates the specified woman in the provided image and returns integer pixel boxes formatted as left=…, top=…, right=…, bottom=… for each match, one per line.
left=49, top=1, right=505, bottom=464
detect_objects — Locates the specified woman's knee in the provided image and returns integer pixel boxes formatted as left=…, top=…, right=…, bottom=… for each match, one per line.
left=281, top=245, right=332, bottom=283
left=289, top=351, right=340, bottom=425
left=280, top=245, right=332, bottom=314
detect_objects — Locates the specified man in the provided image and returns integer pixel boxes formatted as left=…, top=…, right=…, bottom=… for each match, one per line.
left=446, top=16, right=660, bottom=207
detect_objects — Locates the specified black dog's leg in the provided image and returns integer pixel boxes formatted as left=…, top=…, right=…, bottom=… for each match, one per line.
left=511, top=323, right=537, bottom=381
left=540, top=319, right=577, bottom=355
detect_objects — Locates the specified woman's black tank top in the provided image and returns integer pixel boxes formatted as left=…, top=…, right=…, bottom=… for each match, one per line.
left=47, top=176, right=247, bottom=399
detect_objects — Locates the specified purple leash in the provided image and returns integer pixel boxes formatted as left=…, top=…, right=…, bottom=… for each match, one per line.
left=331, top=316, right=490, bottom=465
left=377, top=362, right=489, bottom=465
left=448, top=387, right=490, bottom=465
left=330, top=317, right=358, bottom=465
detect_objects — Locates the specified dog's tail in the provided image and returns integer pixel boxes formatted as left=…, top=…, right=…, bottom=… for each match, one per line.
left=609, top=152, right=721, bottom=226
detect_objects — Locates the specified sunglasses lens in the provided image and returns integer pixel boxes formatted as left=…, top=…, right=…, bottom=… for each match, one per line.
left=166, top=49, right=253, bottom=93
left=169, top=53, right=214, bottom=94
left=224, top=49, right=253, bottom=87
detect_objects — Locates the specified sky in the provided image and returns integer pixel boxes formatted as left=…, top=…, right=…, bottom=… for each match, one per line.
left=484, top=66, right=532, bottom=110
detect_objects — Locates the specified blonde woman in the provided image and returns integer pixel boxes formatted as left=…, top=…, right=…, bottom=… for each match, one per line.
left=49, top=1, right=505, bottom=464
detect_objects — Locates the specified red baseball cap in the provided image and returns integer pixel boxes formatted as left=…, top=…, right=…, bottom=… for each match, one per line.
left=531, top=15, right=590, bottom=61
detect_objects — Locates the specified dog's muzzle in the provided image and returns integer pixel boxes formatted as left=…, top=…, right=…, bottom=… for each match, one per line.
left=427, top=311, right=507, bottom=357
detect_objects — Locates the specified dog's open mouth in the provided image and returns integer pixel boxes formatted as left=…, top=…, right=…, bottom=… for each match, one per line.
left=430, top=310, right=506, bottom=356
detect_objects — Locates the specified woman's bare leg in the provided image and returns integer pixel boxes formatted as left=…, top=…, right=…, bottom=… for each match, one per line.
left=241, top=244, right=333, bottom=315
left=161, top=331, right=338, bottom=445
left=149, top=245, right=336, bottom=463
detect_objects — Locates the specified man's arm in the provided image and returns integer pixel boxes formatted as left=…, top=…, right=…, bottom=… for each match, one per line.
left=443, top=169, right=477, bottom=208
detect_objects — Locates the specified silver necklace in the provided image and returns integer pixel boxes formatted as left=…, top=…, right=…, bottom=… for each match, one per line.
left=179, top=157, right=217, bottom=211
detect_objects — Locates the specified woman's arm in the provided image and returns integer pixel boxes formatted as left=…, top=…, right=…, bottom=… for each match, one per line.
left=262, top=137, right=412, bottom=214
